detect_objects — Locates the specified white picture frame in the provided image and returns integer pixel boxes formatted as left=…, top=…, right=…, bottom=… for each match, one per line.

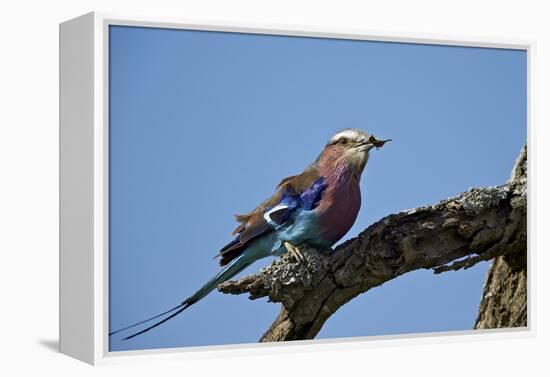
left=59, top=11, right=534, bottom=365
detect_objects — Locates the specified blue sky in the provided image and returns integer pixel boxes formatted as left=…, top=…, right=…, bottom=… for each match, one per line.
left=108, top=25, right=526, bottom=351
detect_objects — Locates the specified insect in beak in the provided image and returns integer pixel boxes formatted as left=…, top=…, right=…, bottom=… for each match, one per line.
left=367, top=135, right=392, bottom=150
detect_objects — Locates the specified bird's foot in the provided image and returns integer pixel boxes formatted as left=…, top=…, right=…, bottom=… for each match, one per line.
left=284, top=242, right=304, bottom=263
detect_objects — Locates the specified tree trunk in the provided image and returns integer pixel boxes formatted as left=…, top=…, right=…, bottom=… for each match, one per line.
left=475, top=146, right=527, bottom=329
left=219, top=145, right=527, bottom=341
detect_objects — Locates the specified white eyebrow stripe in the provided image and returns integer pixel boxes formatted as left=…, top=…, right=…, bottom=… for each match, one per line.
left=330, top=129, right=367, bottom=143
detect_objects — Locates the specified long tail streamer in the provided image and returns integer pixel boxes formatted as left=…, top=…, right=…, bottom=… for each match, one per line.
left=109, top=254, right=254, bottom=340
left=108, top=303, right=185, bottom=337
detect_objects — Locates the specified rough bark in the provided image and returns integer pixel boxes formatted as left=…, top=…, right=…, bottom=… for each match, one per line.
left=475, top=146, right=528, bottom=329
left=219, top=146, right=527, bottom=342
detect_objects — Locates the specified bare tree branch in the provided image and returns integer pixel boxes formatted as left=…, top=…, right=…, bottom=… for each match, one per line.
left=219, top=145, right=527, bottom=342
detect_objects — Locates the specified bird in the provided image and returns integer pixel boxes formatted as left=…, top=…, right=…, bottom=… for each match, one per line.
left=110, top=128, right=391, bottom=340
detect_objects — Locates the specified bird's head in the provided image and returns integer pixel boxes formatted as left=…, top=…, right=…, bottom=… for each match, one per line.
left=319, top=128, right=391, bottom=176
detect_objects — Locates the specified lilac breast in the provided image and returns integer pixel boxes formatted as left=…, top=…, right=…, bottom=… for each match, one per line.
left=315, top=175, right=362, bottom=246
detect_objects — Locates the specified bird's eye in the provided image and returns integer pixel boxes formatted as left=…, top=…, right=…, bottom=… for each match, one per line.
left=339, top=138, right=348, bottom=145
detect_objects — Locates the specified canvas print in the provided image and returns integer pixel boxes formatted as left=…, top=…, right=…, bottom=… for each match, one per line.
left=108, top=25, right=527, bottom=352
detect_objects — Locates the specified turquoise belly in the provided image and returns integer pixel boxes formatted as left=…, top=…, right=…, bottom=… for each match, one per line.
left=239, top=209, right=330, bottom=263
left=271, top=209, right=329, bottom=253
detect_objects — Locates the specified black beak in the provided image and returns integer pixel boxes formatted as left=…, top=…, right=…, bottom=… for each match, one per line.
left=355, top=137, right=391, bottom=151
left=355, top=141, right=374, bottom=150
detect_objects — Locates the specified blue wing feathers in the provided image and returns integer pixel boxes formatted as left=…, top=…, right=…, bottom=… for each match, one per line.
left=299, top=177, right=327, bottom=210
left=275, top=177, right=327, bottom=223
left=217, top=176, right=327, bottom=266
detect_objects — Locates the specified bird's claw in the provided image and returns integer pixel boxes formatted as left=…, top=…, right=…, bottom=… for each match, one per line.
left=284, top=242, right=304, bottom=263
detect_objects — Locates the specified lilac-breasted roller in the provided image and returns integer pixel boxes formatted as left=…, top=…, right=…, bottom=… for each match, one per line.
left=110, top=129, right=390, bottom=340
